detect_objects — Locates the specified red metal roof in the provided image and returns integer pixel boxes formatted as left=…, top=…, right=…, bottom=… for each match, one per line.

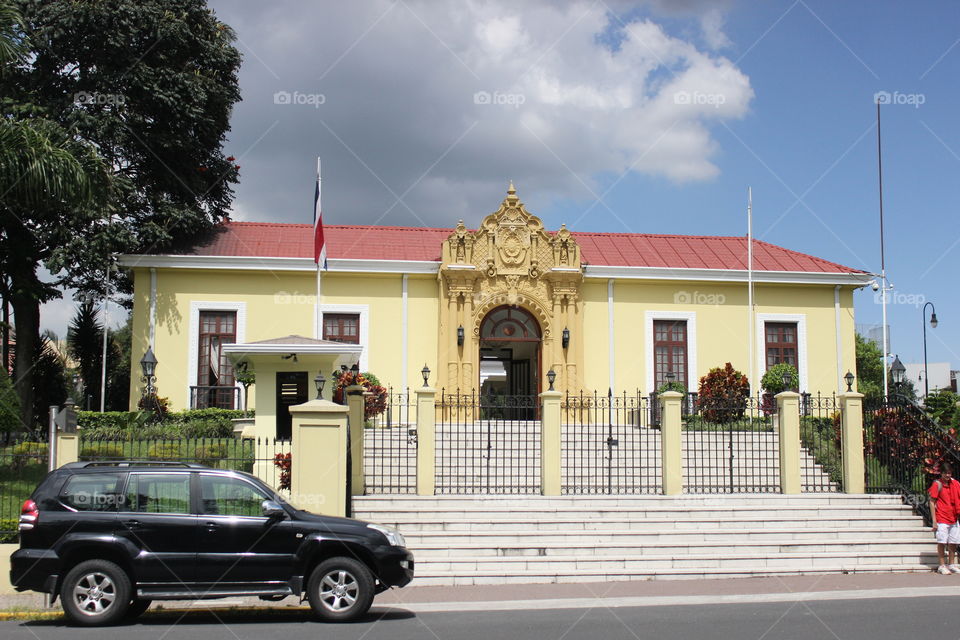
left=186, top=222, right=861, bottom=274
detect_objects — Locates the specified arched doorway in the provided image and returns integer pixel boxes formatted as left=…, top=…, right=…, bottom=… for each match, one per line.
left=479, top=306, right=541, bottom=416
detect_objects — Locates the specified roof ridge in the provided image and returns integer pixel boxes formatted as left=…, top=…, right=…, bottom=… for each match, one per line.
left=569, top=230, right=748, bottom=241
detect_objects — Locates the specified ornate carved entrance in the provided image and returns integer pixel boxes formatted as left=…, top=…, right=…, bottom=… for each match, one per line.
left=438, top=183, right=583, bottom=393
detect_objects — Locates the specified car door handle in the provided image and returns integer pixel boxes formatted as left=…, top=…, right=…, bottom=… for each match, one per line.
left=205, top=521, right=218, bottom=531
left=123, top=520, right=141, bottom=529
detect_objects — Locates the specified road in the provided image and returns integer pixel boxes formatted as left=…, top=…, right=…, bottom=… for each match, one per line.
left=2, top=596, right=956, bottom=640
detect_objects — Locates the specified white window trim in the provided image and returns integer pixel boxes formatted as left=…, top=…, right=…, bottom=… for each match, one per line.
left=756, top=313, right=808, bottom=392
left=645, top=311, right=697, bottom=394
left=187, top=301, right=247, bottom=399
left=317, top=304, right=369, bottom=371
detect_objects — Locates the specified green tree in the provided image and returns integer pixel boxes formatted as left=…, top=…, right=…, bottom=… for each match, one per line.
left=855, top=333, right=884, bottom=401
left=106, top=314, right=131, bottom=411
left=67, top=299, right=104, bottom=407
left=1, top=0, right=241, bottom=427
left=0, top=361, right=20, bottom=432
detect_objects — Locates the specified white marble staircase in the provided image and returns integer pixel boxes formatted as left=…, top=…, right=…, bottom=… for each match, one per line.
left=353, top=494, right=934, bottom=586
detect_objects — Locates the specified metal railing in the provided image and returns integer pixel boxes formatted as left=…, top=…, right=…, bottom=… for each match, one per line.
left=561, top=390, right=660, bottom=494
left=189, top=385, right=241, bottom=410
left=0, top=431, right=50, bottom=542
left=363, top=389, right=417, bottom=494
left=434, top=390, right=540, bottom=494
left=864, top=395, right=960, bottom=524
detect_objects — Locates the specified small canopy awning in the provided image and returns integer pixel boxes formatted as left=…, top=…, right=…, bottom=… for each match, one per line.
left=222, top=334, right=362, bottom=358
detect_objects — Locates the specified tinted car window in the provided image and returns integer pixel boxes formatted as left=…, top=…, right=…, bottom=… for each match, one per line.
left=201, top=475, right=268, bottom=517
left=60, top=473, right=123, bottom=512
left=125, top=473, right=191, bottom=514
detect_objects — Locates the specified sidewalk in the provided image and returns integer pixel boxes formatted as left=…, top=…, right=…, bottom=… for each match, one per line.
left=3, top=571, right=959, bottom=616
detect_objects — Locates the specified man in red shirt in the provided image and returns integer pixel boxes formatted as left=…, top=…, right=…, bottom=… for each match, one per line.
left=929, top=462, right=960, bottom=574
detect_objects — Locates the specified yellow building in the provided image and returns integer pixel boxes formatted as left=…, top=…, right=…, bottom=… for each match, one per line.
left=119, top=184, right=871, bottom=437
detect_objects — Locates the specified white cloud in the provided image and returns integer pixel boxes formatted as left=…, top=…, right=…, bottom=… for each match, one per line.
left=209, top=0, right=753, bottom=227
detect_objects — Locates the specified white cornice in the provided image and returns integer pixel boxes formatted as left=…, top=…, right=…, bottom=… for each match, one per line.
left=583, top=265, right=871, bottom=286
left=117, top=254, right=440, bottom=274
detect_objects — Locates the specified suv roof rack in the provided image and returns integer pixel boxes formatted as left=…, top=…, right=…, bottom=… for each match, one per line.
left=62, top=461, right=210, bottom=469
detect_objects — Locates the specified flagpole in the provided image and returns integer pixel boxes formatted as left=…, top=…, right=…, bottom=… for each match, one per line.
left=315, top=157, right=322, bottom=339
left=747, top=187, right=754, bottom=394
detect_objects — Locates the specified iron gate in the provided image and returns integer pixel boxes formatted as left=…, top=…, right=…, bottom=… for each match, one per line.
left=435, top=390, right=540, bottom=494
left=561, top=390, right=660, bottom=494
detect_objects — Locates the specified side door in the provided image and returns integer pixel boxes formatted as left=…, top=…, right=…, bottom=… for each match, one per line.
left=116, top=472, right=197, bottom=587
left=195, top=473, right=297, bottom=588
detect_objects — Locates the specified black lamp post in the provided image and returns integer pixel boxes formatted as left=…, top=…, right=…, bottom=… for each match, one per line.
left=421, top=364, right=430, bottom=387
left=922, top=301, right=938, bottom=398
left=139, top=347, right=158, bottom=398
left=314, top=372, right=326, bottom=400
left=844, top=371, right=855, bottom=393
left=547, top=368, right=556, bottom=391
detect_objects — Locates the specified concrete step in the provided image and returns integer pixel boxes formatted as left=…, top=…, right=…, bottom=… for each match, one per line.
left=354, top=494, right=906, bottom=508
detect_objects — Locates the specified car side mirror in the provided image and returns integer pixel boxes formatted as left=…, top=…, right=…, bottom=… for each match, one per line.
left=261, top=500, right=285, bottom=519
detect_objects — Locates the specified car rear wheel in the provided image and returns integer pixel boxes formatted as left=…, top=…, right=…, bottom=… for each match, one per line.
left=61, top=559, right=132, bottom=626
left=306, top=557, right=374, bottom=622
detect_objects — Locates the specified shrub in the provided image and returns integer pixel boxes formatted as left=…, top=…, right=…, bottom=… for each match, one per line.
left=274, top=452, right=291, bottom=490
left=11, top=442, right=48, bottom=468
left=0, top=519, right=18, bottom=543
left=147, top=443, right=181, bottom=460
left=697, top=363, right=751, bottom=424
left=657, top=381, right=687, bottom=395
left=195, top=444, right=228, bottom=467
left=924, top=390, right=959, bottom=427
left=80, top=444, right=124, bottom=460
left=332, top=370, right=387, bottom=419
left=761, top=363, right=799, bottom=394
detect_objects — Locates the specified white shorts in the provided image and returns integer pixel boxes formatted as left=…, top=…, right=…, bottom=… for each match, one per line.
left=936, top=523, right=960, bottom=545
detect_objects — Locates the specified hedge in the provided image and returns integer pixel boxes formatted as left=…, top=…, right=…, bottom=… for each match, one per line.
left=78, top=408, right=252, bottom=440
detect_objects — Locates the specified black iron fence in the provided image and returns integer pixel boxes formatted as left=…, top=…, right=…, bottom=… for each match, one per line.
left=561, top=390, right=660, bottom=494
left=682, top=395, right=780, bottom=493
left=799, top=393, right=843, bottom=492
left=864, top=396, right=960, bottom=524
left=434, top=390, right=540, bottom=494
left=363, top=389, right=417, bottom=494
left=0, top=431, right=50, bottom=542
left=78, top=435, right=291, bottom=492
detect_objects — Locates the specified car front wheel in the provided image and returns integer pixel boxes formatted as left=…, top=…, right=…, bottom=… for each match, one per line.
left=61, top=559, right=132, bottom=626
left=306, top=557, right=374, bottom=622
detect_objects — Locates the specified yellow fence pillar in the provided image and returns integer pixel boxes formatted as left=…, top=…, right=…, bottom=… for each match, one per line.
left=776, top=391, right=801, bottom=494
left=840, top=391, right=866, bottom=494
left=55, top=432, right=79, bottom=468
left=289, top=398, right=350, bottom=517
left=659, top=391, right=683, bottom=495
left=415, top=387, right=436, bottom=496
left=346, top=385, right=366, bottom=496
left=540, top=391, right=562, bottom=496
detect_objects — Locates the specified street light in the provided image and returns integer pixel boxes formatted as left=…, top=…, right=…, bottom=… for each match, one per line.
left=922, top=301, right=938, bottom=399
left=421, top=364, right=430, bottom=387
left=547, top=368, right=556, bottom=391
left=844, top=371, right=855, bottom=393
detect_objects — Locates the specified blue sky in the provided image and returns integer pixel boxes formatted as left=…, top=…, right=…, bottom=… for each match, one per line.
left=40, top=1, right=960, bottom=373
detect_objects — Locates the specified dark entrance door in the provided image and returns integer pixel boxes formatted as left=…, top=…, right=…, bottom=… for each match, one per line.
left=275, top=372, right=308, bottom=439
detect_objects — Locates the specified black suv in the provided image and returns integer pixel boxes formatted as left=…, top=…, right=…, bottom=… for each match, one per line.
left=10, top=461, right=414, bottom=625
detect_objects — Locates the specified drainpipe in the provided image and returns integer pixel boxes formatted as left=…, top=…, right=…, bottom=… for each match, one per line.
left=149, top=268, right=157, bottom=349
left=834, top=285, right=843, bottom=393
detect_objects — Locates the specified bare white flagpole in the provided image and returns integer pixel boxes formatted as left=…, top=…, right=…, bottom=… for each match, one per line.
left=747, top=187, right=755, bottom=394
left=98, top=263, right=110, bottom=412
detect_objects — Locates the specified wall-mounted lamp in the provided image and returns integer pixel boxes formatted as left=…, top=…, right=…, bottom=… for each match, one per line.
left=562, top=327, right=570, bottom=350
left=457, top=325, right=465, bottom=346
left=421, top=364, right=430, bottom=387
left=351, top=362, right=360, bottom=374
left=547, top=368, right=557, bottom=391
left=282, top=353, right=298, bottom=362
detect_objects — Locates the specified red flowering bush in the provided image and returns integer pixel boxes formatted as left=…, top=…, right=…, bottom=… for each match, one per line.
left=332, top=370, right=387, bottom=420
left=273, top=452, right=291, bottom=490
left=697, top=363, right=750, bottom=424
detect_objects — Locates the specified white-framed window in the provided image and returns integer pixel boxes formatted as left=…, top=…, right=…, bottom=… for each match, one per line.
left=756, top=313, right=808, bottom=391
left=188, top=301, right=247, bottom=398
left=317, top=304, right=369, bottom=371
left=645, top=311, right=697, bottom=394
